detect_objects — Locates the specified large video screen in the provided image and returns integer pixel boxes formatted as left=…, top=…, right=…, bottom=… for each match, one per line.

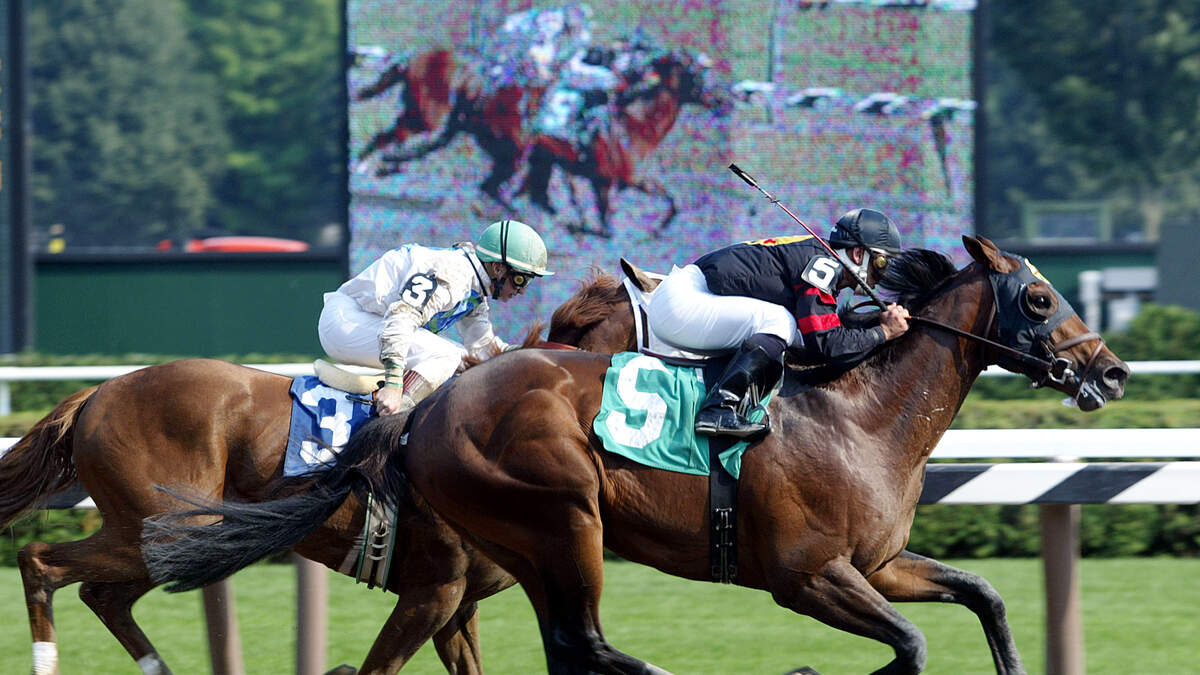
left=348, top=0, right=975, bottom=338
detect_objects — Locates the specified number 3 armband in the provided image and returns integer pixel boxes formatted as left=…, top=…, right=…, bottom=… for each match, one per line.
left=400, top=273, right=439, bottom=310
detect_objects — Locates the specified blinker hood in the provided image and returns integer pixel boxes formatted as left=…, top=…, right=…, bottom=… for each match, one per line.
left=988, top=256, right=1077, bottom=355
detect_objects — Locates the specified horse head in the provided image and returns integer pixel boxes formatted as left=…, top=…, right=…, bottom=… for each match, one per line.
left=962, top=235, right=1129, bottom=410
left=648, top=49, right=732, bottom=116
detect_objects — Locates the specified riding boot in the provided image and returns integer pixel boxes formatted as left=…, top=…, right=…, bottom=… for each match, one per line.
left=694, top=336, right=785, bottom=439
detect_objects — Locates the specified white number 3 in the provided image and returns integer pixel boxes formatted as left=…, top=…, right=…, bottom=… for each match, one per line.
left=401, top=274, right=437, bottom=309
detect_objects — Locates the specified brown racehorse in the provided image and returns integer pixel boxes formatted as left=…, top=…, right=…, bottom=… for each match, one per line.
left=140, top=237, right=1129, bottom=674
left=352, top=48, right=543, bottom=212
left=0, top=272, right=639, bottom=675
left=518, top=50, right=732, bottom=238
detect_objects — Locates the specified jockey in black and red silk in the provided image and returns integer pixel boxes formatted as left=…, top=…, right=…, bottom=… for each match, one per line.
left=647, top=208, right=912, bottom=438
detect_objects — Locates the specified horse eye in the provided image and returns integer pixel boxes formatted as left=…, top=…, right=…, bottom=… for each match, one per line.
left=1032, top=294, right=1052, bottom=309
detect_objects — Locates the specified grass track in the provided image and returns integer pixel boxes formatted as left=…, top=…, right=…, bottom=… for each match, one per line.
left=0, top=557, right=1195, bottom=673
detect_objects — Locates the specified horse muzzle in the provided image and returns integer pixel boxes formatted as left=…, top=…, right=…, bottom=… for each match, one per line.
left=1070, top=358, right=1129, bottom=411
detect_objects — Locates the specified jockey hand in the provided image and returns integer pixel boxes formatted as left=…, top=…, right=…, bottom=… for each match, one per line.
left=880, top=303, right=911, bottom=340
left=375, top=385, right=413, bottom=416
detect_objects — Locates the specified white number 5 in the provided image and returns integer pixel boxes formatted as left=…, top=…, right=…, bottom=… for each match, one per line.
left=801, top=256, right=841, bottom=292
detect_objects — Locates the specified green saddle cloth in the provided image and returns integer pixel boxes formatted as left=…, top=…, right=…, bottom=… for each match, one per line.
left=592, top=352, right=767, bottom=479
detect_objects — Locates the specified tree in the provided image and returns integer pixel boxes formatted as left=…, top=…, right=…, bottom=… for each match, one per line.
left=184, top=0, right=343, bottom=241
left=985, top=0, right=1200, bottom=240
left=29, top=0, right=229, bottom=247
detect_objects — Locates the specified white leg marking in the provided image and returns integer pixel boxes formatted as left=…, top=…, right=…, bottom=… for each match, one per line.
left=32, top=641, right=58, bottom=675
left=137, top=653, right=168, bottom=675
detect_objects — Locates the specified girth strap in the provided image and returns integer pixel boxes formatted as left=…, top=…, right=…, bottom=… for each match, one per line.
left=708, top=438, right=738, bottom=584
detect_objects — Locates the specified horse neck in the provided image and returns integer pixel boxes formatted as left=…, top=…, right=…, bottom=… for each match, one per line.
left=622, top=91, right=680, bottom=158
left=789, top=268, right=994, bottom=472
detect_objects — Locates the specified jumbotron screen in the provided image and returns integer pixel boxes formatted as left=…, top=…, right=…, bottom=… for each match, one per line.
left=347, top=0, right=975, bottom=337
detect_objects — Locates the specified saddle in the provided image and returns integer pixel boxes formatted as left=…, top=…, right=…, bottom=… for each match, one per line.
left=312, top=359, right=384, bottom=395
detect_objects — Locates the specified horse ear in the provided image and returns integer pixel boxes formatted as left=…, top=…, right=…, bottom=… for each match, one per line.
left=962, top=234, right=1013, bottom=271
left=620, top=258, right=660, bottom=292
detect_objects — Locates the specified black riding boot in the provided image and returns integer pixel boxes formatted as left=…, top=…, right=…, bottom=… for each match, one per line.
left=694, top=335, right=785, bottom=438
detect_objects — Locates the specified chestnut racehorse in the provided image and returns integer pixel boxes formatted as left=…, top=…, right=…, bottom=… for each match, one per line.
left=0, top=269, right=646, bottom=675
left=140, top=237, right=1129, bottom=674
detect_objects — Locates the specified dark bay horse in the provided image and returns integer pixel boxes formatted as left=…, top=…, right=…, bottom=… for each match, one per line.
left=0, top=272, right=639, bottom=675
left=353, top=48, right=543, bottom=211
left=519, top=51, right=732, bottom=238
left=140, top=236, right=1129, bottom=674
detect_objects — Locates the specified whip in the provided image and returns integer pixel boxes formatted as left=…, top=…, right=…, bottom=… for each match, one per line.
left=727, top=163, right=887, bottom=310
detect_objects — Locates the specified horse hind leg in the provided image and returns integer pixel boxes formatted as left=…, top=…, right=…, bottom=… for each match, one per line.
left=20, top=532, right=168, bottom=675
left=351, top=579, right=474, bottom=675
left=78, top=580, right=170, bottom=674
left=432, top=601, right=482, bottom=675
left=771, top=557, right=928, bottom=675
left=868, top=550, right=1025, bottom=674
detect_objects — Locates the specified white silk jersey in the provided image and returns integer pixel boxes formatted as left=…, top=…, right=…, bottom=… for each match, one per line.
left=333, top=243, right=507, bottom=369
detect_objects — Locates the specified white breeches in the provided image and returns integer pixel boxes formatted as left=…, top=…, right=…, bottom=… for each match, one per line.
left=646, top=265, right=800, bottom=351
left=317, top=292, right=463, bottom=387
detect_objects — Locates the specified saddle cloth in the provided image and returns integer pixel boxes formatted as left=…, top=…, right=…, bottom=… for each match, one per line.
left=592, top=352, right=768, bottom=479
left=285, top=376, right=374, bottom=477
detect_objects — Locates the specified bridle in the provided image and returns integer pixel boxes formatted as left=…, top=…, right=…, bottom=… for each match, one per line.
left=908, top=256, right=1106, bottom=400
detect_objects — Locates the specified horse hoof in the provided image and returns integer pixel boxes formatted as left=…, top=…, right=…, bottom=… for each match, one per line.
left=324, top=665, right=357, bottom=675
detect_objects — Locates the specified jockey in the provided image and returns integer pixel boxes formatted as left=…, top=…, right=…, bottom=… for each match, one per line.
left=496, top=3, right=594, bottom=86
left=318, top=220, right=553, bottom=416
left=646, top=208, right=911, bottom=438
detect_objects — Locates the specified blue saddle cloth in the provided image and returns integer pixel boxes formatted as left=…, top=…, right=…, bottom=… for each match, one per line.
left=285, top=376, right=374, bottom=477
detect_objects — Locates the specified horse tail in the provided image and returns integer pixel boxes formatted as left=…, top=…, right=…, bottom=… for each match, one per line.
left=142, top=414, right=411, bottom=593
left=0, top=385, right=98, bottom=527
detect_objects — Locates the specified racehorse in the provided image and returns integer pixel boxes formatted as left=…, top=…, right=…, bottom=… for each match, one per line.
left=140, top=236, right=1129, bottom=674
left=0, top=271, right=642, bottom=675
left=352, top=48, right=544, bottom=212
left=518, top=50, right=732, bottom=238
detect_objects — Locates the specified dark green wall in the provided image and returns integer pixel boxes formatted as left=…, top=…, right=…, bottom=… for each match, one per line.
left=34, top=252, right=345, bottom=355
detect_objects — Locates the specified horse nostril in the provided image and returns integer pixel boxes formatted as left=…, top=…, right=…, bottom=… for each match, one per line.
left=1103, top=364, right=1129, bottom=390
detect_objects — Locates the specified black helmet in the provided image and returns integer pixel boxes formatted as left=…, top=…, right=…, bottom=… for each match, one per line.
left=829, top=208, right=902, bottom=254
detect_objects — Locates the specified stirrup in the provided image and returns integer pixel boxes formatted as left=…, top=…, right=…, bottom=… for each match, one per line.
left=313, top=359, right=384, bottom=395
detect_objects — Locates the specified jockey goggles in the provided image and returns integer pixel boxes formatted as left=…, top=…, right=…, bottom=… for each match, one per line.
left=506, top=268, right=533, bottom=289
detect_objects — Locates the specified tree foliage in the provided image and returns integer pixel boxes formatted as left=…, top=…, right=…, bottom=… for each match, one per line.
left=28, top=0, right=343, bottom=247
left=183, top=0, right=343, bottom=241
left=984, top=0, right=1200, bottom=239
left=29, top=0, right=229, bottom=246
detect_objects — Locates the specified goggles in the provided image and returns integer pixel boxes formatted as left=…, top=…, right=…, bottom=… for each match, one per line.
left=507, top=270, right=533, bottom=289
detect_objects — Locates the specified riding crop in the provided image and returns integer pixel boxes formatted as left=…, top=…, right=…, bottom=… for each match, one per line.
left=727, top=163, right=888, bottom=310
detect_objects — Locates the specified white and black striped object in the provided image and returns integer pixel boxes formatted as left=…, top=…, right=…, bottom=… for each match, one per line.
left=920, top=462, right=1200, bottom=505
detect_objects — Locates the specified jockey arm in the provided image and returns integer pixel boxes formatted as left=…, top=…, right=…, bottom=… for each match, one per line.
left=793, top=287, right=886, bottom=364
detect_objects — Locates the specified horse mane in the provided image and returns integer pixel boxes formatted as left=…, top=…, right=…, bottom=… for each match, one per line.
left=878, top=248, right=961, bottom=312
left=549, top=270, right=624, bottom=331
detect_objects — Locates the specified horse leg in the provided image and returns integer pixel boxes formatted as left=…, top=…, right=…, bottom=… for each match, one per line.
left=771, top=558, right=928, bottom=675
left=354, top=120, right=411, bottom=174
left=432, top=601, right=482, bottom=675
left=478, top=138, right=520, bottom=213
left=868, top=551, right=1025, bottom=674
left=352, top=578, right=473, bottom=675
left=589, top=177, right=615, bottom=239
left=518, top=144, right=557, bottom=215
left=20, top=532, right=164, bottom=675
left=78, top=580, right=170, bottom=675
left=626, top=177, right=678, bottom=236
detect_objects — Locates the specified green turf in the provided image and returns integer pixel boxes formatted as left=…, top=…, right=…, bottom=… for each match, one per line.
left=0, top=557, right=1194, bottom=674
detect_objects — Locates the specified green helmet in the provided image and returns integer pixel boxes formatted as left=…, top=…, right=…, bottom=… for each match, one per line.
left=475, top=220, right=554, bottom=276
